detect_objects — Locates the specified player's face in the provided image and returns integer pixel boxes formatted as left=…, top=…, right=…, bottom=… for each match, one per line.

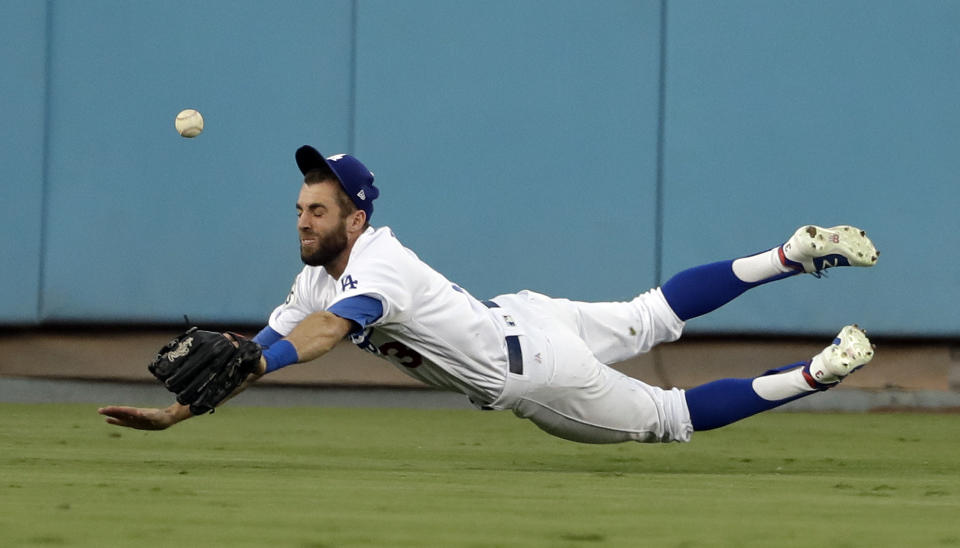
left=296, top=182, right=349, bottom=267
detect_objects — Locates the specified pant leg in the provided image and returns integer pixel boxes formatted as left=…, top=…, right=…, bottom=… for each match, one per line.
left=487, top=295, right=692, bottom=444
left=514, top=364, right=693, bottom=444
left=508, top=289, right=685, bottom=365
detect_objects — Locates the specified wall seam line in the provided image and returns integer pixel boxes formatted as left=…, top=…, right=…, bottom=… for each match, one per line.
left=348, top=0, right=358, bottom=152
left=36, top=0, right=55, bottom=323
left=654, top=0, right=669, bottom=286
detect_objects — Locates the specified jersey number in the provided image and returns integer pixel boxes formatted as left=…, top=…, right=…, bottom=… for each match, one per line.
left=378, top=341, right=423, bottom=369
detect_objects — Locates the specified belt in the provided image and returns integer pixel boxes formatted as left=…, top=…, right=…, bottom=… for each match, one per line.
left=482, top=300, right=523, bottom=375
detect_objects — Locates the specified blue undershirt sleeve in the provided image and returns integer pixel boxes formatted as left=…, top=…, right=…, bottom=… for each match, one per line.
left=327, top=295, right=384, bottom=334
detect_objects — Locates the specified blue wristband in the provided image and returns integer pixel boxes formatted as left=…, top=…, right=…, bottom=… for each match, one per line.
left=252, top=326, right=283, bottom=347
left=262, top=340, right=299, bottom=373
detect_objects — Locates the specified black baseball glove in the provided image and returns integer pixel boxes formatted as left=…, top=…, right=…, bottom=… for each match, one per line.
left=148, top=327, right=262, bottom=415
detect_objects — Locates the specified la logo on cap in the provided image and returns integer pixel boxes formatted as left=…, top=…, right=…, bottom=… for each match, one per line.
left=328, top=154, right=346, bottom=162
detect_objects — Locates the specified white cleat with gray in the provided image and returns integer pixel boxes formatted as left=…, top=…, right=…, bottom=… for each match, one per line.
left=803, top=325, right=875, bottom=389
left=781, top=225, right=879, bottom=275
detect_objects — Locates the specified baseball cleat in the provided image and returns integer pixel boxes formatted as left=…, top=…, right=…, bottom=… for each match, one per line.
left=780, top=225, right=879, bottom=275
left=802, top=325, right=875, bottom=389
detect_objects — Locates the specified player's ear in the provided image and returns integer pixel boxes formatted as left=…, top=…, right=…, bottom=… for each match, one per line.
left=347, top=209, right=367, bottom=233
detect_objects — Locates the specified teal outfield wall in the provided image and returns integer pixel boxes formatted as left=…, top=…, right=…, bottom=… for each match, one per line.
left=2, top=0, right=958, bottom=336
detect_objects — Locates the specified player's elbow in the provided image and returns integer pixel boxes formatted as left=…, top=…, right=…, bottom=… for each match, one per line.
left=319, top=310, right=354, bottom=345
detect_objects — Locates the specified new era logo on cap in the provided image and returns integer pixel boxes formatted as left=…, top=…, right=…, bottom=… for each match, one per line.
left=357, top=189, right=366, bottom=201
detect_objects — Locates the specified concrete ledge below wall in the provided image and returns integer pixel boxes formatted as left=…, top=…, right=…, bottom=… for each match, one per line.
left=3, top=378, right=960, bottom=414
left=1, top=329, right=958, bottom=399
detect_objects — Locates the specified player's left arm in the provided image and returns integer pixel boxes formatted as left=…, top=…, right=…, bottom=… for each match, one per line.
left=281, top=310, right=355, bottom=362
left=260, top=295, right=382, bottom=373
left=98, top=339, right=270, bottom=430
left=98, top=401, right=195, bottom=430
left=99, top=308, right=357, bottom=430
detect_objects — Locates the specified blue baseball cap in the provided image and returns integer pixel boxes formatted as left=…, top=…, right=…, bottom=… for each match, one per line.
left=295, top=145, right=379, bottom=221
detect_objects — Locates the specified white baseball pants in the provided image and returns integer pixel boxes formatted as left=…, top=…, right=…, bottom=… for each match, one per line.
left=487, top=289, right=693, bottom=444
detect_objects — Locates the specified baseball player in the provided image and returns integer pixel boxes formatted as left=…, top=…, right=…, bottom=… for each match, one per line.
left=99, top=147, right=879, bottom=443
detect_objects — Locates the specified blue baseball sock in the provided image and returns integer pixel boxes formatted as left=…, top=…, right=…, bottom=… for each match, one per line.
left=661, top=259, right=797, bottom=321
left=685, top=361, right=814, bottom=431
left=685, top=378, right=811, bottom=431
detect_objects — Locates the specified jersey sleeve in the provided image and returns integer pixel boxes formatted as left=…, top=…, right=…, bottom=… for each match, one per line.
left=267, top=268, right=336, bottom=335
left=326, top=231, right=416, bottom=326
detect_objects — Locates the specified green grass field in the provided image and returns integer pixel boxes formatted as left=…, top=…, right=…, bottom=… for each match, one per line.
left=2, top=403, right=958, bottom=547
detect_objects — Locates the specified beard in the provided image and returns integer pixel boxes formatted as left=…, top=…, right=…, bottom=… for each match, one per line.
left=300, top=220, right=348, bottom=267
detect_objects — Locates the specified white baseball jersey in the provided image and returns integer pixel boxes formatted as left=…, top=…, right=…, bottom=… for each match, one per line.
left=267, top=225, right=693, bottom=443
left=267, top=226, right=510, bottom=404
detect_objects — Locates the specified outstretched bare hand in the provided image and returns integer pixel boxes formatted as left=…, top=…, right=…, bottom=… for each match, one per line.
left=98, top=404, right=192, bottom=431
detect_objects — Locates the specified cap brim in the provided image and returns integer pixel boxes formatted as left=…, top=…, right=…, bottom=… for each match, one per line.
left=295, top=145, right=330, bottom=176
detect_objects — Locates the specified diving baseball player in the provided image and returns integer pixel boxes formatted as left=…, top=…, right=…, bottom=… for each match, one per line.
left=100, top=147, right=878, bottom=443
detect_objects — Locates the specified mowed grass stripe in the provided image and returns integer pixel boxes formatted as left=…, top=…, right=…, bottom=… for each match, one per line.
left=1, top=403, right=958, bottom=547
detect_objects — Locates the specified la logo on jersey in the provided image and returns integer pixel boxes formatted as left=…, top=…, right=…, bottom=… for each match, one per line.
left=341, top=275, right=358, bottom=291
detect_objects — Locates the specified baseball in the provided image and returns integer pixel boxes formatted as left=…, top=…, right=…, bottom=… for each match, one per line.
left=175, top=109, right=204, bottom=138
